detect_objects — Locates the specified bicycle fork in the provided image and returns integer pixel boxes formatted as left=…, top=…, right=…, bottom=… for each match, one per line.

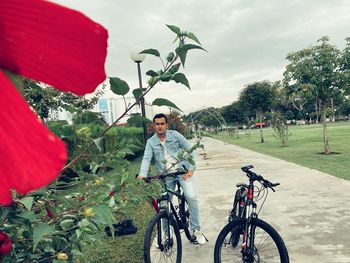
left=241, top=201, right=258, bottom=262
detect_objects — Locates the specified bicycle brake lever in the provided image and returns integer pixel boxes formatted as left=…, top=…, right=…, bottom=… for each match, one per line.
left=182, top=164, right=188, bottom=173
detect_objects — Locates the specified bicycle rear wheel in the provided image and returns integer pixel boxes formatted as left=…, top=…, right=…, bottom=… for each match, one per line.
left=214, top=218, right=289, bottom=263
left=144, top=210, right=182, bottom=263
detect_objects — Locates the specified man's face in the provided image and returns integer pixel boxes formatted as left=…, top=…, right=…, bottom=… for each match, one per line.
left=153, top=117, right=168, bottom=136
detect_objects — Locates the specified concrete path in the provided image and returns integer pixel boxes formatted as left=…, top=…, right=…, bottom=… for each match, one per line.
left=182, top=137, right=350, bottom=263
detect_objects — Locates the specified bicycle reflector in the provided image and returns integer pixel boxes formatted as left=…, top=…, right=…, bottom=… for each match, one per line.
left=152, top=197, right=160, bottom=213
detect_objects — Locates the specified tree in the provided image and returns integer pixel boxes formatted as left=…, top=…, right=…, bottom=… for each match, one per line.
left=271, top=111, right=290, bottom=146
left=23, top=78, right=104, bottom=120
left=72, top=111, right=107, bottom=126
left=167, top=111, right=187, bottom=135
left=283, top=36, right=345, bottom=154
left=339, top=99, right=350, bottom=119
left=221, top=101, right=247, bottom=125
left=239, top=81, right=275, bottom=143
left=285, top=110, right=295, bottom=121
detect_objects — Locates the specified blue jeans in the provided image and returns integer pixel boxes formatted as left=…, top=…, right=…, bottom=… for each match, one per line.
left=165, top=175, right=201, bottom=231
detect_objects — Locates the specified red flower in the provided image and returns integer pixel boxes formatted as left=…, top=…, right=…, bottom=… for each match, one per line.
left=109, top=189, right=116, bottom=197
left=45, top=207, right=55, bottom=218
left=0, top=0, right=108, bottom=205
left=0, top=231, right=12, bottom=258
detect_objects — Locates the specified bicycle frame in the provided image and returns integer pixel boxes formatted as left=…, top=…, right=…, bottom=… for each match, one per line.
left=155, top=181, right=187, bottom=230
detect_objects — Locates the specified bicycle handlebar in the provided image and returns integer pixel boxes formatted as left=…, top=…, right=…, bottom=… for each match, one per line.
left=135, top=170, right=186, bottom=183
left=241, top=165, right=280, bottom=192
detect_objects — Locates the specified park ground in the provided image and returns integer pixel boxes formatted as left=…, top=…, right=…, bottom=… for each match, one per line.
left=183, top=136, right=350, bottom=263
left=79, top=122, right=350, bottom=262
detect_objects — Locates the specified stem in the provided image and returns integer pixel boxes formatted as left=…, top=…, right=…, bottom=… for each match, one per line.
left=60, top=58, right=179, bottom=172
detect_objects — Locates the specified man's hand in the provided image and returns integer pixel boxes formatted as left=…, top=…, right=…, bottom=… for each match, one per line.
left=183, top=170, right=193, bottom=180
left=136, top=175, right=145, bottom=180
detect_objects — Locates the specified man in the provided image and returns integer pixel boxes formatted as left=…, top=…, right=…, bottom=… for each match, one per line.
left=139, top=113, right=206, bottom=245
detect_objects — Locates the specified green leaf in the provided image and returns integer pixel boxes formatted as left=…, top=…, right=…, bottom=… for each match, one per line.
left=127, top=115, right=152, bottom=125
left=120, top=171, right=129, bottom=186
left=75, top=229, right=83, bottom=239
left=169, top=63, right=181, bottom=74
left=183, top=43, right=206, bottom=52
left=93, top=205, right=114, bottom=225
left=146, top=70, right=159, bottom=77
left=177, top=151, right=184, bottom=160
left=109, top=77, right=130, bottom=96
left=33, top=224, right=55, bottom=251
left=60, top=219, right=76, bottom=230
left=132, top=88, right=146, bottom=101
left=159, top=72, right=173, bottom=82
left=187, top=32, right=201, bottom=44
left=18, top=211, right=37, bottom=222
left=172, top=73, right=190, bottom=89
left=93, top=137, right=103, bottom=152
left=166, top=52, right=175, bottom=62
left=175, top=46, right=187, bottom=67
left=71, top=249, right=84, bottom=256
left=0, top=208, right=9, bottom=224
left=176, top=44, right=206, bottom=66
left=19, top=197, right=34, bottom=211
left=187, top=156, right=196, bottom=165
left=140, top=48, right=160, bottom=57
left=166, top=24, right=181, bottom=35
left=152, top=98, right=182, bottom=112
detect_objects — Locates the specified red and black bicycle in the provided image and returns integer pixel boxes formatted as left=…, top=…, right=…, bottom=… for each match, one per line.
left=214, top=165, right=290, bottom=263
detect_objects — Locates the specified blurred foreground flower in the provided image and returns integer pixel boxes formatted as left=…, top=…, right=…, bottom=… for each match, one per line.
left=0, top=231, right=12, bottom=259
left=0, top=0, right=108, bottom=205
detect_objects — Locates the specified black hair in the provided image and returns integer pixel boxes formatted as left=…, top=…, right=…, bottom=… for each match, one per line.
left=153, top=113, right=168, bottom=123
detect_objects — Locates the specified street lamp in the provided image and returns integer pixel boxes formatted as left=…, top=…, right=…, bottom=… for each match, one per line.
left=130, top=49, right=148, bottom=144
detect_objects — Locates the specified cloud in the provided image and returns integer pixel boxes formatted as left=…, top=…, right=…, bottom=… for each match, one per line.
left=53, top=0, right=350, bottom=113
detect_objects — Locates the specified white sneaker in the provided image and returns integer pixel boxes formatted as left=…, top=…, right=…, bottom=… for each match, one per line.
left=193, top=230, right=207, bottom=245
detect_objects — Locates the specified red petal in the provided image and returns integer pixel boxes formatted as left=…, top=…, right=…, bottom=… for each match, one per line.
left=0, top=232, right=12, bottom=256
left=0, top=0, right=108, bottom=95
left=0, top=71, right=67, bottom=205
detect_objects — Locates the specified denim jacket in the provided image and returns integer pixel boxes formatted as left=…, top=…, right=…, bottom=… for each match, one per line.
left=139, top=130, right=196, bottom=177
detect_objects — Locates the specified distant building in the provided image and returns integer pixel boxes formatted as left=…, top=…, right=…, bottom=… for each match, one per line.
left=96, top=97, right=153, bottom=125
left=48, top=96, right=154, bottom=126
left=49, top=109, right=73, bottom=124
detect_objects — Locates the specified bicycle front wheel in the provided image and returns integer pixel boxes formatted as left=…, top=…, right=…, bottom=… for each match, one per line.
left=144, top=210, right=182, bottom=263
left=214, top=218, right=289, bottom=263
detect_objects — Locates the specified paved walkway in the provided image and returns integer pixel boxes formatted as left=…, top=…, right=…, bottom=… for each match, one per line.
left=182, top=137, right=350, bottom=263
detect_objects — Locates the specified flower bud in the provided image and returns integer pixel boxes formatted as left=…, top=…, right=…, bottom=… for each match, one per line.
left=84, top=208, right=95, bottom=217
left=56, top=252, right=68, bottom=260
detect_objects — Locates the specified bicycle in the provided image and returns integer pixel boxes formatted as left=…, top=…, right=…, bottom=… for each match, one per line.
left=140, top=170, right=196, bottom=263
left=214, top=165, right=290, bottom=263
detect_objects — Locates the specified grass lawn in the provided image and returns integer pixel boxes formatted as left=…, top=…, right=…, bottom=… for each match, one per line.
left=213, top=121, right=350, bottom=181
left=74, top=158, right=160, bottom=263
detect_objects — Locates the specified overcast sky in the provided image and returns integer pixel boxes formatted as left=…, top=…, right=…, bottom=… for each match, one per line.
left=53, top=0, right=350, bottom=114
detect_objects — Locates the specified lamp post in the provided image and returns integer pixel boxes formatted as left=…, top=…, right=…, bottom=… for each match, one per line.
left=130, top=50, right=148, bottom=144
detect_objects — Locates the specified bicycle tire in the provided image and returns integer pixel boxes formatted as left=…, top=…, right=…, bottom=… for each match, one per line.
left=144, top=210, right=182, bottom=263
left=179, top=194, right=193, bottom=241
left=229, top=189, right=244, bottom=247
left=230, top=189, right=241, bottom=221
left=214, top=218, right=289, bottom=263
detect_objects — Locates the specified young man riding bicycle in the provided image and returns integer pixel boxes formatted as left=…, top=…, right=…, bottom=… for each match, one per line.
left=138, top=113, right=206, bottom=245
